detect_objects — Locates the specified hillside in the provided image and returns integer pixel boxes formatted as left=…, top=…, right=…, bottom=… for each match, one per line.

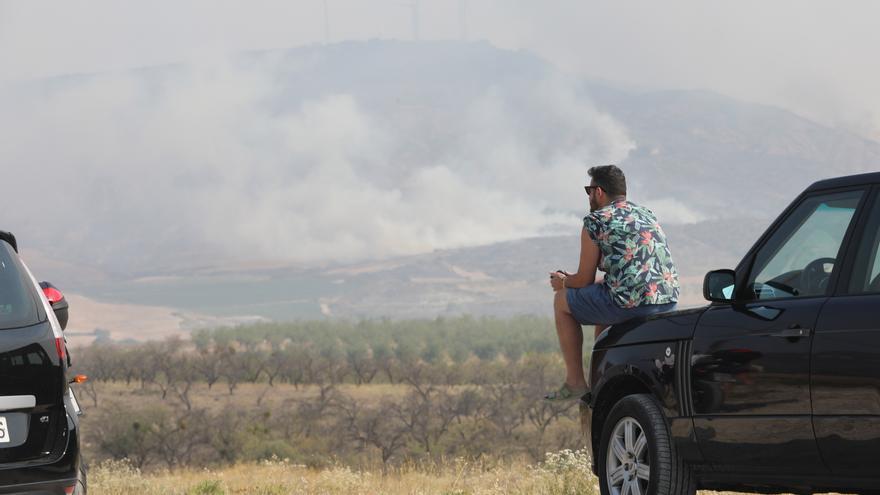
left=11, top=40, right=879, bottom=332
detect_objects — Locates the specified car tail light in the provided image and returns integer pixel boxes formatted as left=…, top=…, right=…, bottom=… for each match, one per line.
left=64, top=485, right=75, bottom=495
left=55, top=337, right=66, bottom=361
left=42, top=286, right=63, bottom=304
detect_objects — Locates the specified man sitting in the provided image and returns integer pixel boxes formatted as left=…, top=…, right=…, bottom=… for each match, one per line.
left=545, top=164, right=679, bottom=401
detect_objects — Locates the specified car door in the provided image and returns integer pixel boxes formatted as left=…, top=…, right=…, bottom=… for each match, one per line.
left=691, top=187, right=866, bottom=474
left=811, top=185, right=880, bottom=476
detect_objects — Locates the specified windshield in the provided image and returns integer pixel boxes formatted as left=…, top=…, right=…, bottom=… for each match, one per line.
left=0, top=242, right=41, bottom=329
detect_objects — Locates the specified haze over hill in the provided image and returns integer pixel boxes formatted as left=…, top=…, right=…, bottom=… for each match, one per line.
left=5, top=40, right=878, bottom=337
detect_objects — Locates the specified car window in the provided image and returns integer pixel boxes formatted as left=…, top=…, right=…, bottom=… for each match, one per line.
left=0, top=242, right=41, bottom=329
left=747, top=190, right=863, bottom=300
left=848, top=193, right=880, bottom=294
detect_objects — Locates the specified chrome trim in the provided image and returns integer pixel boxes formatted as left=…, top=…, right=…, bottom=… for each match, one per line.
left=0, top=395, right=36, bottom=411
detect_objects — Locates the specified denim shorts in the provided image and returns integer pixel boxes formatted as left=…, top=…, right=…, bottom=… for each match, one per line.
left=565, top=283, right=676, bottom=326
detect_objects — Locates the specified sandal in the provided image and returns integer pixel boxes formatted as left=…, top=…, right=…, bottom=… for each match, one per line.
left=543, top=383, right=589, bottom=402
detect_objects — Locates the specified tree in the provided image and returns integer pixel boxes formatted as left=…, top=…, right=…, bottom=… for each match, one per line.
left=347, top=343, right=378, bottom=385
left=92, top=404, right=162, bottom=469
left=150, top=408, right=211, bottom=469
left=338, top=399, right=408, bottom=468
left=193, top=343, right=228, bottom=389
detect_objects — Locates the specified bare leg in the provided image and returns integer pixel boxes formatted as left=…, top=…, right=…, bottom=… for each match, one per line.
left=594, top=324, right=607, bottom=340
left=554, top=289, right=588, bottom=389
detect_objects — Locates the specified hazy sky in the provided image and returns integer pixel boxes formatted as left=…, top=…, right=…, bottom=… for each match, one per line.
left=1, top=1, right=879, bottom=138
left=1, top=1, right=878, bottom=271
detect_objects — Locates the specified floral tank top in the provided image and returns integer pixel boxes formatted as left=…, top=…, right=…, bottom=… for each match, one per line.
left=584, top=199, right=680, bottom=308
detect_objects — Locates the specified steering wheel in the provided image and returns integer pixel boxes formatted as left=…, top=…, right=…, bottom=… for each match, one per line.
left=800, top=257, right=836, bottom=295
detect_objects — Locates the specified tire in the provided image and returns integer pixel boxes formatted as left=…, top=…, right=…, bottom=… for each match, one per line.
left=597, top=394, right=695, bottom=495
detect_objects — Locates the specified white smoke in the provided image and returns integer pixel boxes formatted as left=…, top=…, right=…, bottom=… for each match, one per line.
left=0, top=47, right=641, bottom=271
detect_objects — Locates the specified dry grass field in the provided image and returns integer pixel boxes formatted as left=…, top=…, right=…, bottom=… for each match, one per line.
left=79, top=386, right=824, bottom=495
left=90, top=450, right=601, bottom=495
left=80, top=383, right=836, bottom=495
left=88, top=455, right=784, bottom=495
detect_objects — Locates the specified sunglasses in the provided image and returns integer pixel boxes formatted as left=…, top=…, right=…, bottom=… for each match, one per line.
left=584, top=185, right=602, bottom=195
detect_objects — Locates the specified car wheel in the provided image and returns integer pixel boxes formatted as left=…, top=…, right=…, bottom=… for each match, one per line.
left=597, top=394, right=694, bottom=495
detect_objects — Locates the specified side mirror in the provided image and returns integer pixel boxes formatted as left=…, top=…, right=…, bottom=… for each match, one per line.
left=39, top=281, right=69, bottom=330
left=703, top=269, right=736, bottom=303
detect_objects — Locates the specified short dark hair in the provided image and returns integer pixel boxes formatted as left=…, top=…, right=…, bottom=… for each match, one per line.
left=588, top=164, right=626, bottom=196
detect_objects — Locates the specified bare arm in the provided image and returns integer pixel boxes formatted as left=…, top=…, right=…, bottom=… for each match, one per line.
left=551, top=228, right=600, bottom=290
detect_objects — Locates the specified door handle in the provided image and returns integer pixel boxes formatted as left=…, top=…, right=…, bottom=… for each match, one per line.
left=769, top=326, right=812, bottom=338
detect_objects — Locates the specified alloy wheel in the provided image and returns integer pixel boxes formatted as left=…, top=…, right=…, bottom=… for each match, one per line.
left=605, top=416, right=651, bottom=495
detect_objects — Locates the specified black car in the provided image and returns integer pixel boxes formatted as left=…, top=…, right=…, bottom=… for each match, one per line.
left=582, top=171, right=880, bottom=495
left=0, top=232, right=85, bottom=494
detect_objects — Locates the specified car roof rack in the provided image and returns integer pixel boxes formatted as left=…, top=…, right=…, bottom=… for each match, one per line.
left=0, top=231, right=18, bottom=253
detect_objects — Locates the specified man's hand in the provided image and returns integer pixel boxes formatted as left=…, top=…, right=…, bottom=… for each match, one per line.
left=549, top=271, right=567, bottom=291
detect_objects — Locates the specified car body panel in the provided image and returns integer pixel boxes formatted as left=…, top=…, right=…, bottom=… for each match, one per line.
left=584, top=308, right=705, bottom=472
left=0, top=417, right=79, bottom=492
left=593, top=306, right=705, bottom=350
left=690, top=299, right=826, bottom=474
left=812, top=293, right=880, bottom=476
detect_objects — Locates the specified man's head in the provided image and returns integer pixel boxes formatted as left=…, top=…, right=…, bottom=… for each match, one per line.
left=586, top=164, right=627, bottom=212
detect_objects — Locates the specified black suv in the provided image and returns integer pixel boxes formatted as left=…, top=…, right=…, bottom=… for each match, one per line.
left=582, top=172, right=880, bottom=495
left=0, top=232, right=85, bottom=494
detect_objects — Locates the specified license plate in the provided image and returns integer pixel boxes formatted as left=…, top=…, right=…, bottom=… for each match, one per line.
left=0, top=417, right=8, bottom=443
